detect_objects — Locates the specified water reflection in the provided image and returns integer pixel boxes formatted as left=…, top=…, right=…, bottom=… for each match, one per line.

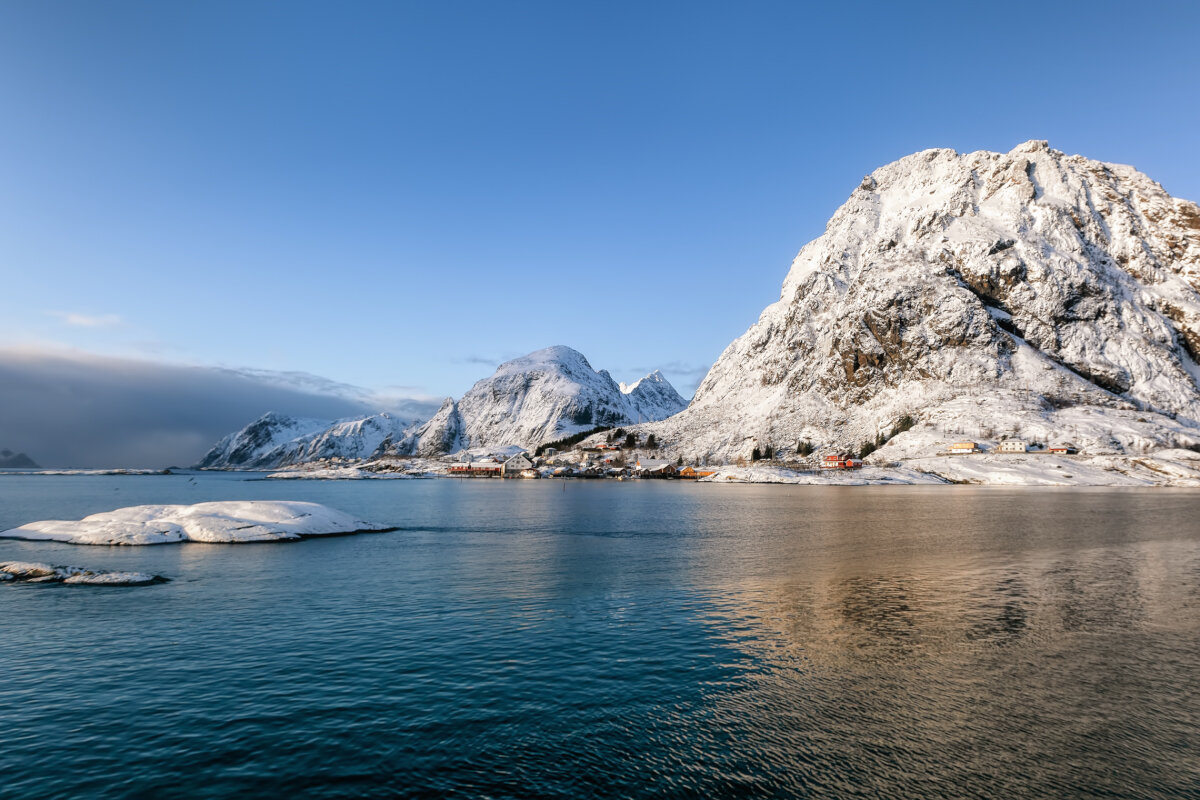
left=699, top=540, right=1181, bottom=671
left=685, top=534, right=1200, bottom=798
left=963, top=572, right=1029, bottom=645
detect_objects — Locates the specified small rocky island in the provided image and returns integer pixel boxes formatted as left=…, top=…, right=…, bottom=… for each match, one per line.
left=0, top=561, right=164, bottom=586
left=0, top=449, right=39, bottom=468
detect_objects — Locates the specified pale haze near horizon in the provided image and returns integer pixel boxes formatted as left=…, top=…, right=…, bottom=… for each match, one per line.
left=2, top=1, right=1198, bottom=466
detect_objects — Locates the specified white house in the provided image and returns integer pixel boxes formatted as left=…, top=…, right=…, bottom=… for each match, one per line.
left=998, top=441, right=1028, bottom=453
left=636, top=457, right=670, bottom=469
left=501, top=453, right=534, bottom=476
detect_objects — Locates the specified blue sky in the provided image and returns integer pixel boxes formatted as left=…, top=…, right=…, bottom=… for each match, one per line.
left=3, top=0, right=1199, bottom=402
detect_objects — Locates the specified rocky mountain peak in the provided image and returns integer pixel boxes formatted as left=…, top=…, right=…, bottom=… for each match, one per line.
left=649, top=142, right=1200, bottom=461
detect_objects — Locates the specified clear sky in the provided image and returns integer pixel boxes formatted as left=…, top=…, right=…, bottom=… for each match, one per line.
left=3, top=0, right=1199, bottom=403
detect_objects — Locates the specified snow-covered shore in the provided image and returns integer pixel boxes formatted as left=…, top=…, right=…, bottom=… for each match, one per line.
left=245, top=447, right=1200, bottom=486
left=0, top=501, right=390, bottom=545
left=703, top=451, right=1200, bottom=487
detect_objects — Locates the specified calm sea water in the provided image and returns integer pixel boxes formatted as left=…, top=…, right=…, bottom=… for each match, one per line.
left=2, top=474, right=1199, bottom=799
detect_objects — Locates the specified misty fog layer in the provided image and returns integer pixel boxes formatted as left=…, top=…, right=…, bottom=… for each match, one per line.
left=0, top=350, right=431, bottom=468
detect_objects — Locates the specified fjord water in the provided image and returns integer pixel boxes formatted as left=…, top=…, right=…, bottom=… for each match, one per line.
left=2, top=475, right=1199, bottom=799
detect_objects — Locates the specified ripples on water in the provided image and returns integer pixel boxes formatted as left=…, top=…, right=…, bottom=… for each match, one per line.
left=2, top=476, right=1199, bottom=798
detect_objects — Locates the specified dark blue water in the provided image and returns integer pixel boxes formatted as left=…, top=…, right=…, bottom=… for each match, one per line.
left=3, top=475, right=1200, bottom=798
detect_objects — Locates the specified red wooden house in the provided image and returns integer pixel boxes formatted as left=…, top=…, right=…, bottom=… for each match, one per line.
left=821, top=453, right=862, bottom=469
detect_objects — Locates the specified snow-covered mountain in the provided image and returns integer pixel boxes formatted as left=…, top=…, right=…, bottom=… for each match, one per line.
left=448, top=346, right=685, bottom=449
left=641, top=140, right=1200, bottom=461
left=195, top=411, right=412, bottom=470
left=196, top=347, right=686, bottom=468
left=395, top=346, right=685, bottom=454
left=620, top=370, right=688, bottom=422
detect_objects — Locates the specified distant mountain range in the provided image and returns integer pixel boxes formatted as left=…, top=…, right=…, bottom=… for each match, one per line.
left=196, top=346, right=687, bottom=469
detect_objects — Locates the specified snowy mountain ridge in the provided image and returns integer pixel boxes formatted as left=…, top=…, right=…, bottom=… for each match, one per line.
left=196, top=347, right=686, bottom=469
left=195, top=411, right=413, bottom=470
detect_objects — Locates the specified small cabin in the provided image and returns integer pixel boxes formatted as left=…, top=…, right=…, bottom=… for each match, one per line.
left=635, top=458, right=676, bottom=477
left=947, top=441, right=980, bottom=454
left=1048, top=444, right=1078, bottom=454
left=678, top=466, right=719, bottom=479
left=821, top=454, right=862, bottom=470
left=998, top=440, right=1028, bottom=453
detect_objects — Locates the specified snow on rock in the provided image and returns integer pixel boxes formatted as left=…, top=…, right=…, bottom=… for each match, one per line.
left=620, top=369, right=689, bottom=421
left=265, top=466, right=422, bottom=480
left=407, top=397, right=464, bottom=457
left=698, top=464, right=946, bottom=485
left=639, top=141, right=1200, bottom=462
left=449, top=346, right=682, bottom=450
left=195, top=412, right=414, bottom=471
left=0, top=561, right=163, bottom=585
left=0, top=501, right=389, bottom=545
left=62, top=571, right=162, bottom=585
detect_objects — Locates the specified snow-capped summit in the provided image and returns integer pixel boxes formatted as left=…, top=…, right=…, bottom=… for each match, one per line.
left=643, top=141, right=1200, bottom=461
left=619, top=370, right=660, bottom=394
left=454, top=346, right=679, bottom=449
left=620, top=370, right=688, bottom=421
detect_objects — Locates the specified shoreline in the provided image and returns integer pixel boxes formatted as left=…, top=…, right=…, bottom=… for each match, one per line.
left=257, top=449, right=1200, bottom=487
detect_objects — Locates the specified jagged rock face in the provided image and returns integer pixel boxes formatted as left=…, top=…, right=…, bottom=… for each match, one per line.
left=650, top=141, right=1200, bottom=459
left=410, top=398, right=463, bottom=457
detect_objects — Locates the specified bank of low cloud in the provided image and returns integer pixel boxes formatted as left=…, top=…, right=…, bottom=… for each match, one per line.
left=0, top=348, right=438, bottom=468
